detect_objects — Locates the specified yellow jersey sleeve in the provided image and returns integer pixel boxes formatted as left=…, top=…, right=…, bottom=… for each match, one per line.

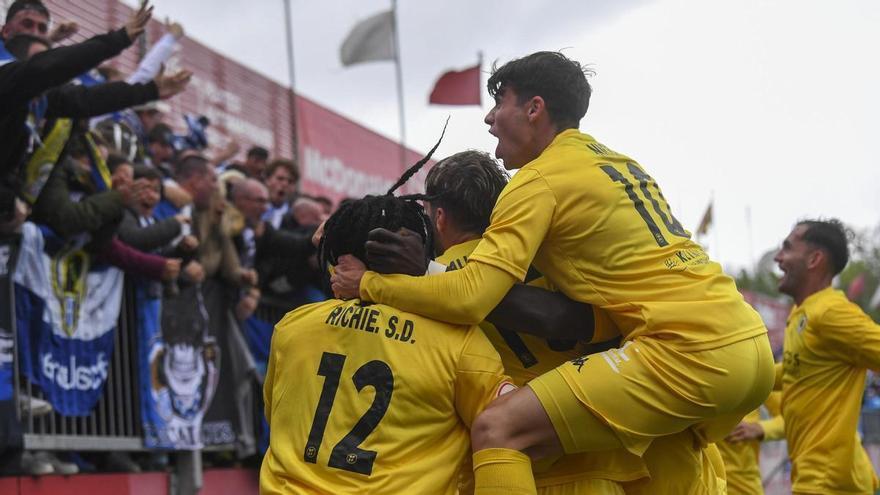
left=454, top=327, right=512, bottom=428
left=468, top=169, right=557, bottom=281
left=815, top=299, right=880, bottom=370
left=759, top=391, right=784, bottom=441
left=773, top=361, right=783, bottom=390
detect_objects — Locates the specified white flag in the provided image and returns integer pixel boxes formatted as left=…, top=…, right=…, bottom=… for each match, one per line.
left=340, top=10, right=396, bottom=66
left=870, top=283, right=880, bottom=309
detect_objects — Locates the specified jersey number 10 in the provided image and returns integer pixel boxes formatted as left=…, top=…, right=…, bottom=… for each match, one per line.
left=600, top=162, right=689, bottom=247
left=304, top=352, right=394, bottom=476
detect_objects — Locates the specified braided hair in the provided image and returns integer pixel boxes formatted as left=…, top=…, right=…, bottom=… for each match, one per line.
left=318, top=119, right=450, bottom=273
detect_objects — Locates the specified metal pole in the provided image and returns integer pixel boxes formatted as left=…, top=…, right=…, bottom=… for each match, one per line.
left=282, top=0, right=301, bottom=169
left=391, top=0, right=407, bottom=173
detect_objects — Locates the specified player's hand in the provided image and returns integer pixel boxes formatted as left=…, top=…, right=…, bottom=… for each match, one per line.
left=154, top=66, right=192, bottom=99
left=726, top=421, right=764, bottom=442
left=330, top=255, right=366, bottom=300
left=125, top=1, right=153, bottom=42
left=365, top=227, right=427, bottom=276
left=49, top=21, right=79, bottom=43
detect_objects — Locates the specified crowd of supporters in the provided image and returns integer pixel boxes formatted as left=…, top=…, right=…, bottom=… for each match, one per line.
left=0, top=0, right=333, bottom=476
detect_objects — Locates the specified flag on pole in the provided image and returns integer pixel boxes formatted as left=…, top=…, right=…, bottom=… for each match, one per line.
left=696, top=202, right=713, bottom=237
left=339, top=10, right=396, bottom=66
left=429, top=63, right=481, bottom=105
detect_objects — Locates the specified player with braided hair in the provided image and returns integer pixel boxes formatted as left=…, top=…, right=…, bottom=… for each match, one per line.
left=333, top=51, right=770, bottom=495
left=262, top=191, right=514, bottom=495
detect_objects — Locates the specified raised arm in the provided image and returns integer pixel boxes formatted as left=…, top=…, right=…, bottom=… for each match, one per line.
left=0, top=3, right=152, bottom=107
left=337, top=170, right=555, bottom=325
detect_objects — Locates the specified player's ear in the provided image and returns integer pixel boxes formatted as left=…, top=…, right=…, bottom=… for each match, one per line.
left=435, top=207, right=447, bottom=235
left=526, top=96, right=545, bottom=122
left=806, top=248, right=824, bottom=271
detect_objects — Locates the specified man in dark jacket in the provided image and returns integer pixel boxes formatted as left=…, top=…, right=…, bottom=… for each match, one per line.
left=0, top=2, right=190, bottom=215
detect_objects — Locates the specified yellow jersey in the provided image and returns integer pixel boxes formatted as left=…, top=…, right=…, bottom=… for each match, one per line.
left=437, top=239, right=648, bottom=488
left=467, top=129, right=766, bottom=351
left=261, top=299, right=511, bottom=495
left=716, top=392, right=783, bottom=495
left=782, top=286, right=880, bottom=494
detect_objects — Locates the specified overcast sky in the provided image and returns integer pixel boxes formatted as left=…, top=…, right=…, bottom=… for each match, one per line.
left=132, top=0, right=880, bottom=271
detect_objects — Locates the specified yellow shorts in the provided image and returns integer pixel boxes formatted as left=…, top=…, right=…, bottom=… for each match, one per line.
left=622, top=434, right=728, bottom=495
left=528, top=335, right=774, bottom=457
left=538, top=478, right=625, bottom=495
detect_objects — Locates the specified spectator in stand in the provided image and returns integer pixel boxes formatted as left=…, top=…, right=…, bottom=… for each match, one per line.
left=0, top=0, right=78, bottom=61
left=175, top=154, right=253, bottom=287
left=229, top=178, right=316, bottom=319
left=116, top=162, right=202, bottom=281
left=313, top=195, right=333, bottom=216
left=145, top=122, right=176, bottom=177
left=219, top=145, right=268, bottom=188
left=0, top=2, right=191, bottom=217
left=261, top=159, right=298, bottom=229
left=29, top=131, right=179, bottom=282
left=258, top=194, right=328, bottom=308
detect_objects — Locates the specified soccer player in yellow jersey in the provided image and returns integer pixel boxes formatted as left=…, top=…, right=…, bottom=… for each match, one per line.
left=772, top=219, right=880, bottom=494
left=332, top=51, right=773, bottom=494
left=719, top=392, right=784, bottom=494
left=260, top=194, right=514, bottom=495
left=422, top=150, right=648, bottom=494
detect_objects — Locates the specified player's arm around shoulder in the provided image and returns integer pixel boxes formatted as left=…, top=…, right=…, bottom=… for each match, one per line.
left=453, top=325, right=515, bottom=429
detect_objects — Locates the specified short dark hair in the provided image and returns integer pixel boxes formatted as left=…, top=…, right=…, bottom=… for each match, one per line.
left=487, top=51, right=593, bottom=130
left=265, top=158, right=299, bottom=183
left=148, top=123, right=174, bottom=146
left=319, top=195, right=432, bottom=272
left=133, top=164, right=162, bottom=182
left=5, top=0, right=50, bottom=24
left=247, top=146, right=269, bottom=160
left=175, top=154, right=210, bottom=182
left=4, top=33, right=49, bottom=59
left=106, top=153, right=131, bottom=174
left=425, top=151, right=509, bottom=235
left=797, top=218, right=850, bottom=276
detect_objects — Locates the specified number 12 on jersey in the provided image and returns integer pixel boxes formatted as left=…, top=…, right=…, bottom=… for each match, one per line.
left=600, top=162, right=690, bottom=247
left=304, top=352, right=394, bottom=476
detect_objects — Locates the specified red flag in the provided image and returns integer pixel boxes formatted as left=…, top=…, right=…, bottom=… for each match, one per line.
left=847, top=272, right=867, bottom=301
left=429, top=63, right=481, bottom=106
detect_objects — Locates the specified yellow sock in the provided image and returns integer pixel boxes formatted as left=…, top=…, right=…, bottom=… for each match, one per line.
left=473, top=448, right=537, bottom=495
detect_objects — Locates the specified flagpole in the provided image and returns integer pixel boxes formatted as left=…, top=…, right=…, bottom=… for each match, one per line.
left=282, top=0, right=300, bottom=176
left=391, top=0, right=407, bottom=173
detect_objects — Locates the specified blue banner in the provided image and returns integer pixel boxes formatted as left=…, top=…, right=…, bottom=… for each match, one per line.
left=138, top=283, right=220, bottom=450
left=0, top=236, right=17, bottom=402
left=13, top=223, right=122, bottom=416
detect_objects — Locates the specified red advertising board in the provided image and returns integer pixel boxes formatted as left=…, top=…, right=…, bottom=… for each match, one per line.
left=41, top=0, right=431, bottom=204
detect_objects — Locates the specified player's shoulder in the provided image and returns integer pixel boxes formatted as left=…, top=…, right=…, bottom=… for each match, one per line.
left=276, top=299, right=342, bottom=331
left=808, top=287, right=862, bottom=322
